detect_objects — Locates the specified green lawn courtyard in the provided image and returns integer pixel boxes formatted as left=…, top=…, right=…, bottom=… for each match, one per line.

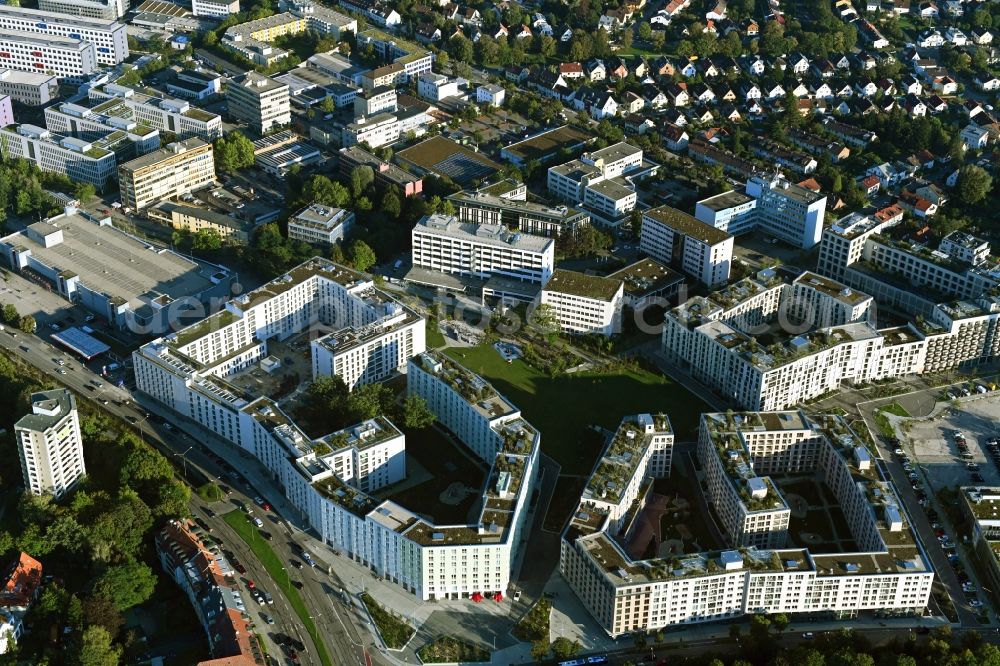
left=444, top=344, right=708, bottom=474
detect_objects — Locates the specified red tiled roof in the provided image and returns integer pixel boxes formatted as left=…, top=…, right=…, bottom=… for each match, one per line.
left=0, top=553, right=42, bottom=609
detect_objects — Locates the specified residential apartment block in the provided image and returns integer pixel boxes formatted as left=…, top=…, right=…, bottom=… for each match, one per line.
left=640, top=205, right=734, bottom=287
left=0, top=70, right=58, bottom=106
left=355, top=28, right=433, bottom=84
left=561, top=410, right=932, bottom=638
left=539, top=269, right=624, bottom=336
left=0, top=5, right=127, bottom=65
left=118, top=138, right=216, bottom=210
left=0, top=123, right=118, bottom=189
left=696, top=174, right=827, bottom=249
left=14, top=389, right=85, bottom=499
left=222, top=3, right=356, bottom=66
left=88, top=83, right=223, bottom=141
left=287, top=203, right=354, bottom=247
left=227, top=72, right=290, bottom=135
left=448, top=190, right=590, bottom=237
left=411, top=213, right=555, bottom=286
left=147, top=201, right=259, bottom=245
left=547, top=142, right=653, bottom=226
left=0, top=553, right=42, bottom=656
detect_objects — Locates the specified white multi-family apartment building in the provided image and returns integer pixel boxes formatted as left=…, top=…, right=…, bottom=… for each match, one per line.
left=539, top=269, right=624, bottom=336
left=0, top=5, right=127, bottom=65
left=561, top=410, right=933, bottom=638
left=287, top=204, right=354, bottom=247
left=88, top=84, right=223, bottom=141
left=411, top=213, right=555, bottom=286
left=659, top=269, right=936, bottom=411
left=0, top=33, right=97, bottom=78
left=448, top=190, right=590, bottom=238
left=15, top=389, right=85, bottom=499
left=227, top=72, right=290, bottom=135
left=192, top=0, right=241, bottom=18
left=547, top=142, right=652, bottom=226
left=0, top=70, right=58, bottom=106
left=695, top=174, right=827, bottom=249
left=640, top=205, right=734, bottom=287
left=0, top=123, right=117, bottom=188
left=355, top=28, right=433, bottom=83
left=416, top=72, right=461, bottom=102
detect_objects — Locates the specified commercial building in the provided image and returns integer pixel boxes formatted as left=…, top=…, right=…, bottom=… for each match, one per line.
left=0, top=5, right=127, bottom=65
left=476, top=84, right=505, bottom=107
left=0, top=123, right=118, bottom=189
left=165, top=69, right=223, bottom=101
left=539, top=269, right=624, bottom=336
left=0, top=70, right=58, bottom=106
left=37, top=0, right=128, bottom=20
left=251, top=130, right=321, bottom=176
left=448, top=190, right=590, bottom=237
left=547, top=142, right=656, bottom=226
left=695, top=174, right=827, bottom=249
left=561, top=410, right=933, bottom=638
left=395, top=136, right=501, bottom=186
left=0, top=206, right=235, bottom=334
left=0, top=96, right=11, bottom=129
left=227, top=72, right=290, bottom=135
left=44, top=101, right=161, bottom=157
left=0, top=32, right=97, bottom=78
left=640, top=205, right=734, bottom=287
left=222, top=3, right=356, bottom=67
left=338, top=145, right=423, bottom=197
left=88, top=83, right=222, bottom=141
left=155, top=519, right=260, bottom=665
left=608, top=258, right=685, bottom=308
left=340, top=104, right=432, bottom=149
left=417, top=72, right=461, bottom=102
left=192, top=0, right=240, bottom=18
left=118, top=138, right=216, bottom=211
left=287, top=203, right=354, bottom=247
left=411, top=213, right=555, bottom=286
left=353, top=86, right=396, bottom=117
left=14, top=389, right=84, bottom=499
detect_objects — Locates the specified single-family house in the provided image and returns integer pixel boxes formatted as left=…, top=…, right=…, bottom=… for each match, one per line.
left=918, top=29, right=944, bottom=48
left=975, top=72, right=1000, bottom=91
left=945, top=26, right=968, bottom=46
left=972, top=28, right=994, bottom=45
left=560, top=62, right=585, bottom=79
left=740, top=82, right=762, bottom=100
left=691, top=82, right=716, bottom=104
left=743, top=55, right=766, bottom=76
left=961, top=123, right=990, bottom=149
left=663, top=123, right=689, bottom=150
left=586, top=59, right=607, bottom=81
left=855, top=78, right=878, bottom=97
left=666, top=82, right=690, bottom=107
left=933, top=76, right=958, bottom=95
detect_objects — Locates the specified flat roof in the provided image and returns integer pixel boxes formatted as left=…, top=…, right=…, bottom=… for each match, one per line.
left=15, top=389, right=75, bottom=432
left=795, top=271, right=870, bottom=305
left=415, top=214, right=553, bottom=253
left=52, top=327, right=110, bottom=359
left=0, top=3, right=123, bottom=28
left=644, top=205, right=730, bottom=245
left=587, top=178, right=635, bottom=201
left=585, top=141, right=642, bottom=164
left=608, top=258, right=684, bottom=297
left=502, top=125, right=593, bottom=163
left=119, top=138, right=209, bottom=172
left=396, top=135, right=500, bottom=185
left=1, top=211, right=222, bottom=308
left=544, top=269, right=622, bottom=301
left=697, top=189, right=755, bottom=212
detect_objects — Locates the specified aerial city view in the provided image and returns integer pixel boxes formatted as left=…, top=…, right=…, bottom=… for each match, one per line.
left=6, top=0, right=1000, bottom=665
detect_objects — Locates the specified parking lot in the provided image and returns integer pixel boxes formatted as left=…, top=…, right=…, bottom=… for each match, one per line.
left=899, top=393, right=1000, bottom=492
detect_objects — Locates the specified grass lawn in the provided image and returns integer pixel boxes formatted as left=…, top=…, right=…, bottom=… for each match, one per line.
left=223, top=511, right=333, bottom=666
left=873, top=401, right=909, bottom=439
left=425, top=318, right=446, bottom=349
left=444, top=345, right=708, bottom=474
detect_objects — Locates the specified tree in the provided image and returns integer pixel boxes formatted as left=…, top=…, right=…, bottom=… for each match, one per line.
left=529, top=303, right=560, bottom=343
left=303, top=175, right=350, bottom=208
left=320, top=95, right=335, bottom=114
left=551, top=637, right=581, bottom=660
left=772, top=613, right=789, bottom=634
left=620, top=29, right=633, bottom=50
left=348, top=240, right=377, bottom=272
left=638, top=23, right=653, bottom=42
left=402, top=394, right=435, bottom=429
left=349, top=165, right=375, bottom=198
left=381, top=189, right=402, bottom=219
left=2, top=304, right=18, bottom=324
left=956, top=165, right=993, bottom=204
left=18, top=315, right=35, bottom=334
left=196, top=482, right=224, bottom=502
left=74, top=625, right=122, bottom=666
left=92, top=561, right=157, bottom=612
left=449, top=34, right=474, bottom=63
left=192, top=228, right=223, bottom=251
left=214, top=132, right=255, bottom=173
left=82, top=596, right=124, bottom=638
left=74, top=182, right=96, bottom=202
left=530, top=640, right=549, bottom=662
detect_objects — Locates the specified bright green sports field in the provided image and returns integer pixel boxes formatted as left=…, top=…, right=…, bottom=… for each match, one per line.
left=444, top=345, right=708, bottom=474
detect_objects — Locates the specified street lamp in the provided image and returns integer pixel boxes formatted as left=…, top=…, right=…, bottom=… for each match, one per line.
left=173, top=445, right=194, bottom=479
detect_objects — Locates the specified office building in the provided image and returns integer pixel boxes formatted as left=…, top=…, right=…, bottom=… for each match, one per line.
left=165, top=69, right=223, bottom=101
left=0, top=5, right=127, bottom=65
left=561, top=410, right=932, bottom=638
left=192, top=0, right=240, bottom=18
left=340, top=104, right=432, bottom=149
left=448, top=190, right=590, bottom=237
left=695, top=174, right=827, bottom=249
left=411, top=213, right=555, bottom=285
left=476, top=84, right=505, bottom=107
left=0, top=124, right=118, bottom=189
left=539, top=269, right=624, bottom=336
left=353, top=86, right=396, bottom=117
left=287, top=203, right=354, bottom=247
left=0, top=206, right=235, bottom=334
left=118, top=138, right=216, bottom=210
left=0, top=32, right=97, bottom=78
left=44, top=101, right=161, bottom=158
left=547, top=142, right=656, bottom=226
left=38, top=0, right=128, bottom=20
left=416, top=72, right=461, bottom=102
left=88, top=83, right=222, bottom=141
left=640, top=205, right=734, bottom=287
left=227, top=72, right=290, bottom=135
left=338, top=145, right=423, bottom=197
left=14, top=389, right=84, bottom=498
left=0, top=70, right=58, bottom=106
left=0, top=96, right=11, bottom=129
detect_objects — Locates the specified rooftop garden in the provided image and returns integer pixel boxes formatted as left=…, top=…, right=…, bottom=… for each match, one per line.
left=314, top=474, right=377, bottom=517
left=171, top=309, right=240, bottom=347
left=183, top=107, right=217, bottom=122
